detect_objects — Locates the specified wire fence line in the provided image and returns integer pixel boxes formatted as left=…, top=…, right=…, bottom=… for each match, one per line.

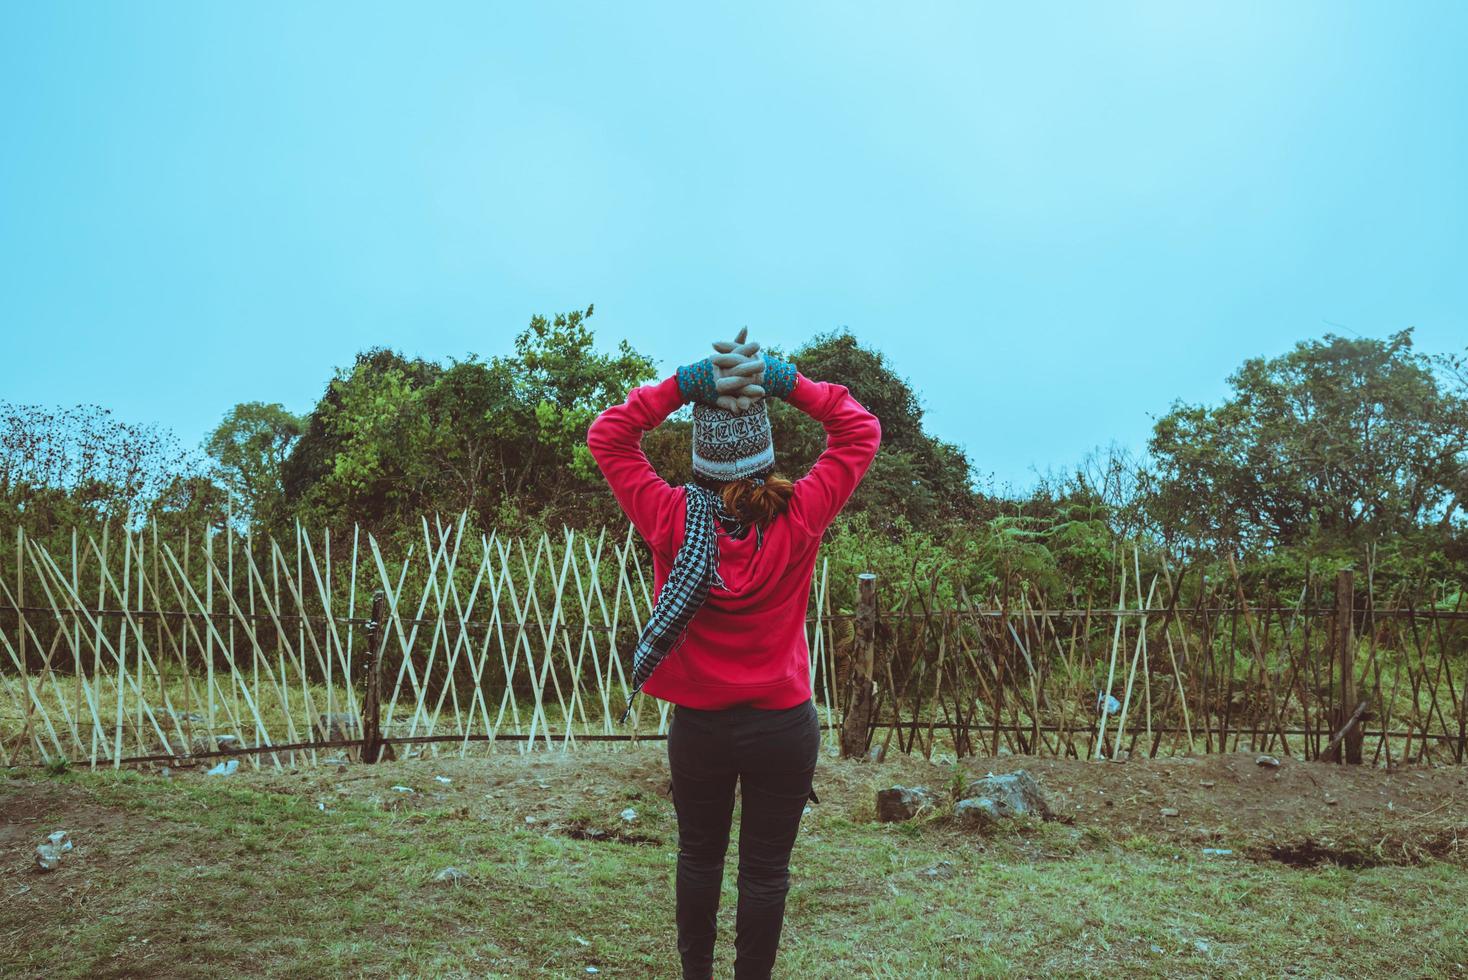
left=2, top=519, right=1464, bottom=770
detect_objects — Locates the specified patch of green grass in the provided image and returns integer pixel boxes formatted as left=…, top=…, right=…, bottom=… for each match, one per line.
left=2, top=768, right=1466, bottom=978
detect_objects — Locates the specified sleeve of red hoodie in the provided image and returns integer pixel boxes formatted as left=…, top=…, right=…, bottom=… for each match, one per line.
left=586, top=374, right=686, bottom=556
left=786, top=374, right=882, bottom=536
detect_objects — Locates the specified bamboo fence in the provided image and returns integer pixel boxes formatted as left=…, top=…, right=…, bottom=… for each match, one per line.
left=2, top=519, right=1465, bottom=770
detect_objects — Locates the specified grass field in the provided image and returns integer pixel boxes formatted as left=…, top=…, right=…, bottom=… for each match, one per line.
left=3, top=748, right=1466, bottom=978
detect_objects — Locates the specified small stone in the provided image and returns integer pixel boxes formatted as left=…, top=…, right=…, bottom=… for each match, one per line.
left=1201, top=848, right=1233, bottom=857
left=876, top=785, right=936, bottom=822
left=1194, top=939, right=1211, bottom=954
left=1160, top=807, right=1180, bottom=818
left=1256, top=755, right=1281, bottom=768
left=866, top=743, right=886, bottom=763
left=433, top=866, right=470, bottom=885
left=434, top=776, right=452, bottom=785
left=1325, top=797, right=1338, bottom=806
left=205, top=759, right=239, bottom=777
left=525, top=816, right=537, bottom=824
left=620, top=807, right=638, bottom=822
left=1199, top=781, right=1215, bottom=788
left=390, top=785, right=414, bottom=793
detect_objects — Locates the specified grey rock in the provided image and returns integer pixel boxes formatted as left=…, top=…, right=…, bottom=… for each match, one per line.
left=954, top=797, right=1005, bottom=826
left=433, top=866, right=470, bottom=885
left=1256, top=754, right=1281, bottom=768
left=955, top=769, right=1053, bottom=826
left=876, top=785, right=936, bottom=822
left=205, top=759, right=239, bottom=777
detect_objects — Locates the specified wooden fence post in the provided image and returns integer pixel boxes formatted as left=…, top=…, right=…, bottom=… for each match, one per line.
left=1323, top=570, right=1362, bottom=764
left=840, top=573, right=878, bottom=760
left=361, top=590, right=386, bottom=764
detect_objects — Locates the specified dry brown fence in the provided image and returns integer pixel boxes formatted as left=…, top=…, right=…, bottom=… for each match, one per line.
left=2, top=519, right=1465, bottom=770
left=846, top=557, right=1467, bottom=768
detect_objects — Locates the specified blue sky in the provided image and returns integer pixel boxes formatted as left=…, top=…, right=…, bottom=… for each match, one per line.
left=3, top=2, right=1464, bottom=492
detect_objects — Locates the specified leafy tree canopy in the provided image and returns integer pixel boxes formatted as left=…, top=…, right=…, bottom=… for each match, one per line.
left=1147, top=329, right=1468, bottom=554
left=276, top=305, right=654, bottom=536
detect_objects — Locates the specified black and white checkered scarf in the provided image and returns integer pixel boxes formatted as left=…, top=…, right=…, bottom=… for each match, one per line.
left=618, top=482, right=763, bottom=723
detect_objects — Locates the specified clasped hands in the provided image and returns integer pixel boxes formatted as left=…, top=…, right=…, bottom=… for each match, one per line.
left=677, top=327, right=798, bottom=411
left=709, top=327, right=767, bottom=412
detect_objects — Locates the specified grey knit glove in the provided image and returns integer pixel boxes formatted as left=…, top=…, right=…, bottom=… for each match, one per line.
left=709, top=328, right=767, bottom=411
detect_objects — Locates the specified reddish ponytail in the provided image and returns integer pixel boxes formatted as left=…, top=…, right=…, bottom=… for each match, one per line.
left=721, top=475, right=794, bottom=530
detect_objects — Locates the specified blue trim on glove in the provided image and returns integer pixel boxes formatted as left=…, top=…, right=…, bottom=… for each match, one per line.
left=677, top=359, right=719, bottom=405
left=762, top=353, right=797, bottom=399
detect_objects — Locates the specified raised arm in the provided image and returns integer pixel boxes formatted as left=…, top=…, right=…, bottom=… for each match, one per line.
left=785, top=372, right=882, bottom=535
left=586, top=374, right=686, bottom=551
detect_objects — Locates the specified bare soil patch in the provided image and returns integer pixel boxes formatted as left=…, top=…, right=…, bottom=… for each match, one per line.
left=107, top=743, right=1468, bottom=867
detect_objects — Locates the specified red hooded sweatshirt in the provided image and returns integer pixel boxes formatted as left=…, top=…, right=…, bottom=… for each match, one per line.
left=586, top=372, right=881, bottom=710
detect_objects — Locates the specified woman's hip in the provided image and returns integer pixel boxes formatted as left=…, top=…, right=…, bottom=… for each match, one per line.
left=671, top=699, right=817, bottom=762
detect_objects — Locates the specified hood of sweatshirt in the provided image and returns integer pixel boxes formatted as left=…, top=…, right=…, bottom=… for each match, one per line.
left=660, top=486, right=813, bottom=609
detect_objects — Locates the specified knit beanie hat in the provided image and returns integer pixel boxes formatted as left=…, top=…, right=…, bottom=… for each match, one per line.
left=691, top=401, right=775, bottom=489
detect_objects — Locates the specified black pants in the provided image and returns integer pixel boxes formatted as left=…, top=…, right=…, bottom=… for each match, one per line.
left=666, top=698, right=820, bottom=980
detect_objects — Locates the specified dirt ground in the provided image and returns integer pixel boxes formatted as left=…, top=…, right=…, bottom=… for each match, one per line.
left=93, top=743, right=1468, bottom=868
left=4, top=746, right=1468, bottom=977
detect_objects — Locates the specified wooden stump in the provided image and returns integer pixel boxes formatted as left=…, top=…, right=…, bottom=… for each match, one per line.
left=840, top=573, right=877, bottom=760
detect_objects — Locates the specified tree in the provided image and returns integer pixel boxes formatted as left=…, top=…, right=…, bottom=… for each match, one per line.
left=765, top=330, right=979, bottom=535
left=279, top=306, right=655, bottom=534
left=0, top=401, right=196, bottom=533
left=502, top=304, right=656, bottom=507
left=205, top=402, right=303, bottom=528
left=280, top=347, right=442, bottom=533
left=1147, top=329, right=1468, bottom=553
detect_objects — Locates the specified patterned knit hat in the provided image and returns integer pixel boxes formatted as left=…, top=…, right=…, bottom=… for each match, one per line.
left=691, top=401, right=775, bottom=488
